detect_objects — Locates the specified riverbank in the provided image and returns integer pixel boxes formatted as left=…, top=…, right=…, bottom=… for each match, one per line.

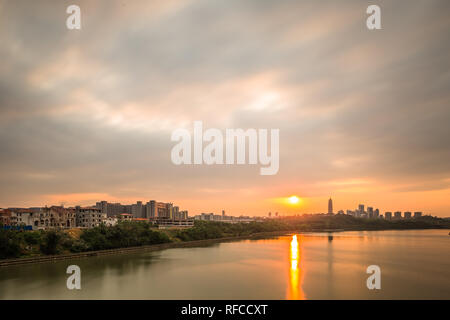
left=2, top=215, right=449, bottom=265
left=0, top=230, right=294, bottom=267
left=2, top=226, right=449, bottom=267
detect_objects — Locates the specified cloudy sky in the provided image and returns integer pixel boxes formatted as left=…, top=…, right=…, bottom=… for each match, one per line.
left=1, top=0, right=449, bottom=216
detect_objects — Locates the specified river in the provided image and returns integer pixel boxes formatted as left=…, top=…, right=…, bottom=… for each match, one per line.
left=0, top=229, right=449, bottom=299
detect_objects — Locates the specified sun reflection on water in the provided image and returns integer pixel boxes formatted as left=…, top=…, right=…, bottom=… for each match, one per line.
left=288, top=234, right=305, bottom=300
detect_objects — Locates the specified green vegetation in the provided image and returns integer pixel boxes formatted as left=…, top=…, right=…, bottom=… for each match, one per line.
left=0, top=215, right=449, bottom=260
left=0, top=221, right=170, bottom=259
left=171, top=220, right=289, bottom=241
left=171, top=215, right=450, bottom=242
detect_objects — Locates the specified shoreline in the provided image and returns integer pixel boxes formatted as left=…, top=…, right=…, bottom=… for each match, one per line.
left=1, top=227, right=448, bottom=267
left=0, top=230, right=294, bottom=267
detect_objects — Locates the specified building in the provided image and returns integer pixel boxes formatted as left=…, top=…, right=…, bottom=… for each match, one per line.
left=385, top=212, right=392, bottom=220
left=367, top=207, right=374, bottom=218
left=180, top=210, right=189, bottom=219
left=76, top=206, right=106, bottom=228
left=131, top=201, right=144, bottom=218
left=194, top=213, right=255, bottom=224
left=167, top=203, right=173, bottom=219
left=96, top=200, right=108, bottom=214
left=414, top=212, right=422, bottom=218
left=10, top=209, right=38, bottom=229
left=145, top=200, right=156, bottom=218
left=95, top=201, right=132, bottom=217
left=404, top=211, right=412, bottom=219
left=328, top=198, right=333, bottom=215
left=155, top=218, right=194, bottom=229
left=374, top=208, right=380, bottom=218
left=173, top=206, right=179, bottom=219
left=117, top=213, right=133, bottom=221
left=38, top=206, right=76, bottom=229
left=105, top=217, right=118, bottom=227
left=394, top=211, right=402, bottom=219
left=358, top=204, right=365, bottom=214
left=198, top=213, right=214, bottom=221
left=0, top=209, right=11, bottom=226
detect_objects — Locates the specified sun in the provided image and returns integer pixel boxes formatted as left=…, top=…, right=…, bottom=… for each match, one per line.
left=288, top=196, right=300, bottom=205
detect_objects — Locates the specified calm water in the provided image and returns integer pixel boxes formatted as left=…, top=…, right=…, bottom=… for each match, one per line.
left=0, top=229, right=449, bottom=299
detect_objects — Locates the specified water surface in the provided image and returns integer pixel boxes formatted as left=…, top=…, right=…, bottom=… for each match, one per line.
left=0, top=229, right=449, bottom=299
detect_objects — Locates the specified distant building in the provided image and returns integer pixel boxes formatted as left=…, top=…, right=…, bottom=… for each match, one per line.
left=155, top=218, right=194, bottom=229
left=337, top=210, right=344, bottom=215
left=117, top=213, right=133, bottom=221
left=131, top=201, right=143, bottom=218
left=0, top=209, right=11, bottom=225
left=374, top=208, right=380, bottom=218
left=76, top=206, right=106, bottom=228
left=173, top=206, right=180, bottom=219
left=105, top=217, right=118, bottom=227
left=328, top=198, right=333, bottom=215
left=39, top=206, right=76, bottom=229
left=394, top=211, right=402, bottom=219
left=10, top=209, right=39, bottom=229
left=95, top=201, right=130, bottom=217
left=367, top=207, right=374, bottom=218
left=385, top=212, right=392, bottom=220
left=358, top=204, right=365, bottom=215
left=404, top=211, right=412, bottom=219
left=414, top=212, right=422, bottom=218
left=145, top=200, right=156, bottom=218
left=180, top=210, right=189, bottom=219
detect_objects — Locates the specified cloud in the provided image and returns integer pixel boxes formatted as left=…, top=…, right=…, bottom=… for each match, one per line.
left=0, top=0, right=449, bottom=215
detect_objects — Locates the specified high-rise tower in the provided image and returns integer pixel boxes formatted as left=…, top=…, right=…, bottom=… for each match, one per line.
left=328, top=198, right=333, bottom=215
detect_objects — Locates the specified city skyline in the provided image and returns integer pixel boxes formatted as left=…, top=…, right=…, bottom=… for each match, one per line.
left=1, top=1, right=450, bottom=217
left=0, top=196, right=435, bottom=219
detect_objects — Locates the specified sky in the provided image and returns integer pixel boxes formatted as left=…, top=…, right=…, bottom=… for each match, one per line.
left=0, top=0, right=449, bottom=217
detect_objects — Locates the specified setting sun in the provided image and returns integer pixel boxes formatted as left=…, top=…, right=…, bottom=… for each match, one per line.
left=288, top=196, right=300, bottom=205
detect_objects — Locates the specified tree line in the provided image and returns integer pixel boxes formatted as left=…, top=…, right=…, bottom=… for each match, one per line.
left=1, top=215, right=449, bottom=259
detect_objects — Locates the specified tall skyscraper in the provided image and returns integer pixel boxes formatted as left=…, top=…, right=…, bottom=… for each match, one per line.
left=358, top=204, right=365, bottom=214
left=367, top=207, right=374, bottom=218
left=328, top=198, right=333, bottom=215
